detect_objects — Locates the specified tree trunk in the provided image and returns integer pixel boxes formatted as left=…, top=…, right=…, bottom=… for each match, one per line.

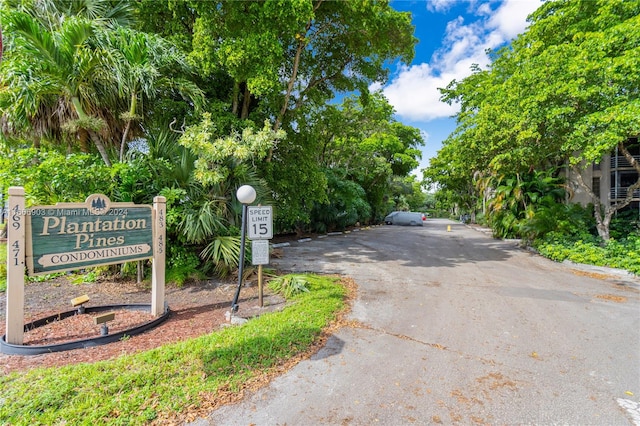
left=240, top=84, right=251, bottom=120
left=592, top=202, right=610, bottom=241
left=120, top=92, right=139, bottom=162
left=70, top=96, right=111, bottom=166
left=231, top=82, right=240, bottom=117
left=120, top=119, right=132, bottom=163
left=571, top=164, right=610, bottom=240
left=273, top=34, right=305, bottom=134
left=78, top=129, right=90, bottom=152
left=619, top=141, right=640, bottom=174
left=89, top=130, right=112, bottom=167
left=267, top=9, right=318, bottom=162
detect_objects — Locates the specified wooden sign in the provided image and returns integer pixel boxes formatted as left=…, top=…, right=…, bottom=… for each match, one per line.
left=2, top=189, right=167, bottom=349
left=26, top=194, right=153, bottom=275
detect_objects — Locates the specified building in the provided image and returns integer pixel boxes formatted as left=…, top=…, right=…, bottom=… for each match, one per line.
left=569, top=136, right=640, bottom=216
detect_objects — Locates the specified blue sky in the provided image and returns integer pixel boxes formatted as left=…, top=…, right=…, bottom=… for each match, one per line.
left=377, top=0, right=543, bottom=173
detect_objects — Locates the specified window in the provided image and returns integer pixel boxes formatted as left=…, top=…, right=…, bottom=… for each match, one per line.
left=620, top=171, right=638, bottom=188
left=592, top=177, right=600, bottom=198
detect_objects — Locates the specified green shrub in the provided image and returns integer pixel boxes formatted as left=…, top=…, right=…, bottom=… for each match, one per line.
left=610, top=209, right=640, bottom=240
left=521, top=203, right=596, bottom=242
left=70, top=270, right=99, bottom=285
left=166, top=245, right=204, bottom=286
left=268, top=274, right=311, bottom=298
left=0, top=149, right=113, bottom=205
left=534, top=234, right=640, bottom=275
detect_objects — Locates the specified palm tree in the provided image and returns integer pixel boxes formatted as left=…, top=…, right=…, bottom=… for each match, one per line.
left=99, top=27, right=205, bottom=162
left=1, top=1, right=203, bottom=165
left=483, top=170, right=566, bottom=238
left=0, top=9, right=115, bottom=164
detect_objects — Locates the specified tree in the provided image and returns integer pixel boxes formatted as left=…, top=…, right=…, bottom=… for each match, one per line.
left=0, top=9, right=114, bottom=163
left=188, top=0, right=416, bottom=134
left=433, top=0, right=640, bottom=240
left=131, top=1, right=417, bottom=232
left=175, top=113, right=285, bottom=273
left=311, top=93, right=424, bottom=222
left=504, top=0, right=640, bottom=240
left=0, top=0, right=204, bottom=165
left=423, top=134, right=479, bottom=218
left=98, top=27, right=205, bottom=161
left=189, top=0, right=313, bottom=121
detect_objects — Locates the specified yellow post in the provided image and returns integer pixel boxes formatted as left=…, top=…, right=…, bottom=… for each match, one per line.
left=447, top=225, right=451, bottom=232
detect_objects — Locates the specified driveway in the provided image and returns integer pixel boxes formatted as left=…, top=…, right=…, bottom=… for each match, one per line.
left=194, top=219, right=640, bottom=425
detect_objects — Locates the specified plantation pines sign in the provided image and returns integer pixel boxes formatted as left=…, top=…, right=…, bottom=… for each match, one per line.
left=27, top=194, right=153, bottom=274
left=3, top=188, right=167, bottom=347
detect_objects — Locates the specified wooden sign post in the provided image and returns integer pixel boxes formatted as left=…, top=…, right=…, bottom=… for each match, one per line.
left=6, top=187, right=26, bottom=345
left=151, top=196, right=166, bottom=316
left=3, top=190, right=166, bottom=346
left=249, top=207, right=273, bottom=307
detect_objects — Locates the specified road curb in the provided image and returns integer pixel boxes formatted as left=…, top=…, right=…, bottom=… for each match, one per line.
left=269, top=225, right=382, bottom=249
left=465, top=222, right=639, bottom=284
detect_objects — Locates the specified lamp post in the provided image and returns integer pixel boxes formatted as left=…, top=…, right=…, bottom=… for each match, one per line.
left=231, top=185, right=256, bottom=314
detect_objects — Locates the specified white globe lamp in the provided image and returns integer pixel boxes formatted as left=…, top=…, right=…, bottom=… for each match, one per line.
left=231, top=185, right=256, bottom=314
left=237, top=185, right=257, bottom=205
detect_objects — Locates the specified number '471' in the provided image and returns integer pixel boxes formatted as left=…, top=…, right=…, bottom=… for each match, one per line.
left=12, top=240, right=20, bottom=265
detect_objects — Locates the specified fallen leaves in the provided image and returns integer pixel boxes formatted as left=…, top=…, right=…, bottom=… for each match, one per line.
left=594, top=294, right=627, bottom=303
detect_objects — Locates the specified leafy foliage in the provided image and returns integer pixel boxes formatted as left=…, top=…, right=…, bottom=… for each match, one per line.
left=268, top=274, right=311, bottom=298
left=0, top=149, right=113, bottom=205
left=179, top=113, right=285, bottom=186
left=520, top=202, right=597, bottom=242
left=0, top=0, right=422, bottom=278
left=310, top=168, right=371, bottom=233
left=428, top=0, right=640, bottom=240
left=482, top=170, right=566, bottom=239
left=165, top=244, right=204, bottom=286
left=534, top=234, right=640, bottom=276
left=609, top=209, right=640, bottom=240
left=200, top=236, right=242, bottom=278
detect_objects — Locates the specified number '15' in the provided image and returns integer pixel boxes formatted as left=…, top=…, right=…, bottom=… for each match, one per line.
left=252, top=223, right=268, bottom=235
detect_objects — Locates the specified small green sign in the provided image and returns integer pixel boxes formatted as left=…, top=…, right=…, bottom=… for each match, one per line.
left=26, top=195, right=153, bottom=275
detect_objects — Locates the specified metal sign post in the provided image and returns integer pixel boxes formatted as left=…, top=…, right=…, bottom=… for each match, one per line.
left=231, top=185, right=257, bottom=314
left=248, top=207, right=272, bottom=307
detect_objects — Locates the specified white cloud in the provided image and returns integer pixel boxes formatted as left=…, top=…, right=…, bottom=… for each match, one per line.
left=427, top=0, right=457, bottom=13
left=383, top=0, right=542, bottom=122
left=382, top=63, right=459, bottom=121
left=488, top=0, right=540, bottom=39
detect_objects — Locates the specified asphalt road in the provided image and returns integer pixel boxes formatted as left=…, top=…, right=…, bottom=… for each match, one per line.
left=194, top=218, right=640, bottom=425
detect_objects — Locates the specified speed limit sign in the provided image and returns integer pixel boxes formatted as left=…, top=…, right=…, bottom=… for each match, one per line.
left=247, top=206, right=273, bottom=240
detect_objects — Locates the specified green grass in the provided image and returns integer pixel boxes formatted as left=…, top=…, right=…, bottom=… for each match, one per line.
left=0, top=274, right=347, bottom=425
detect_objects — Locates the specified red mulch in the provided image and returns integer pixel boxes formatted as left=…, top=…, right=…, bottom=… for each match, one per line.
left=0, top=276, right=285, bottom=374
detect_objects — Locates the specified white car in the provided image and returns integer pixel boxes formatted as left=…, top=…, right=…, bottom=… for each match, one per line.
left=384, top=211, right=425, bottom=226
